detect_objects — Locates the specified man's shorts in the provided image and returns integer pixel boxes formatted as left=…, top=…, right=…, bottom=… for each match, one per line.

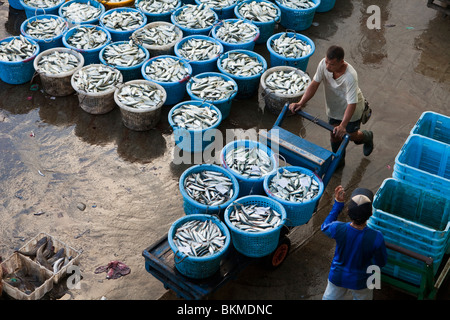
left=328, top=118, right=361, bottom=134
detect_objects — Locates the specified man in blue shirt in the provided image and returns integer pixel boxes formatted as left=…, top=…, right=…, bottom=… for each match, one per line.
left=321, top=185, right=387, bottom=300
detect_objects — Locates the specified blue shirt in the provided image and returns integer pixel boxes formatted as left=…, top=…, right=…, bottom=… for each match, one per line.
left=321, top=200, right=387, bottom=290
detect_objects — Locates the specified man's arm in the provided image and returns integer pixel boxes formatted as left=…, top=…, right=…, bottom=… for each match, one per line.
left=289, top=80, right=320, bottom=113
left=321, top=186, right=345, bottom=238
left=332, top=103, right=356, bottom=138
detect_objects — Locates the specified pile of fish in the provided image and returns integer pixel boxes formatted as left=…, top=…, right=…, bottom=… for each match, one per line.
left=268, top=168, right=320, bottom=202
left=116, top=83, right=165, bottom=109
left=102, top=40, right=146, bottom=67
left=173, top=4, right=217, bottom=30
left=132, top=24, right=179, bottom=47
left=137, top=0, right=179, bottom=13
left=36, top=51, right=80, bottom=74
left=73, top=65, right=122, bottom=93
left=237, top=0, right=279, bottom=22
left=196, top=0, right=236, bottom=9
left=172, top=219, right=227, bottom=257
left=278, top=0, right=315, bottom=9
left=228, top=203, right=282, bottom=232
left=0, top=36, right=37, bottom=62
left=172, top=104, right=220, bottom=130
left=225, top=145, right=273, bottom=178
left=214, top=20, right=259, bottom=44
left=270, top=33, right=312, bottom=58
left=264, top=70, right=310, bottom=95
left=60, top=1, right=102, bottom=23
left=220, top=52, right=263, bottom=77
left=189, top=75, right=236, bottom=101
left=183, top=170, right=234, bottom=206
left=24, top=17, right=67, bottom=40
left=65, top=26, right=109, bottom=49
left=101, top=9, right=144, bottom=31
left=22, top=0, right=61, bottom=8
left=143, top=56, right=190, bottom=82
left=17, top=236, right=73, bottom=274
left=177, top=38, right=221, bottom=61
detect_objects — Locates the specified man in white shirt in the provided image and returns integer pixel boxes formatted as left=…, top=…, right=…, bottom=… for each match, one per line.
left=289, top=46, right=374, bottom=167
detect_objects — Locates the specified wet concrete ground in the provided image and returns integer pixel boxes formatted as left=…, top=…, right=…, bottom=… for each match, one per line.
left=1, top=0, right=449, bottom=301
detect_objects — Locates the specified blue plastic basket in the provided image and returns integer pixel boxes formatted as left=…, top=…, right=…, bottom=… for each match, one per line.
left=211, top=19, right=260, bottom=52
left=20, top=15, right=68, bottom=52
left=58, top=0, right=105, bottom=26
left=316, top=0, right=335, bottom=12
left=20, top=0, right=65, bottom=18
left=168, top=213, right=231, bottom=279
left=220, top=139, right=279, bottom=197
left=194, top=0, right=237, bottom=19
left=141, top=55, right=192, bottom=106
left=393, top=134, right=450, bottom=196
left=9, top=0, right=24, bottom=10
left=135, top=0, right=182, bottom=23
left=217, top=49, right=267, bottom=99
left=100, top=41, right=149, bottom=82
left=266, top=32, right=315, bottom=72
left=171, top=5, right=219, bottom=36
left=263, top=166, right=324, bottom=226
left=275, top=0, right=320, bottom=31
left=234, top=0, right=281, bottom=44
left=178, top=164, right=240, bottom=216
left=169, top=100, right=223, bottom=153
left=186, top=72, right=238, bottom=119
left=174, top=35, right=223, bottom=76
left=63, top=25, right=112, bottom=65
left=410, top=111, right=450, bottom=145
left=224, top=195, right=286, bottom=258
left=99, top=8, right=147, bottom=42
left=0, top=36, right=40, bottom=85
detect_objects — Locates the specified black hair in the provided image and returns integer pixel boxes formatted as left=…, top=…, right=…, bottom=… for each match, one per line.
left=326, top=45, right=345, bottom=61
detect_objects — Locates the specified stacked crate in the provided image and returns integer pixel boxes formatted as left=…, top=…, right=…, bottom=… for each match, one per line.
left=368, top=111, right=450, bottom=288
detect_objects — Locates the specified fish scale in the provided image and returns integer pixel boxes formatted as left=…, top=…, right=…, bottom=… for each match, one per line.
left=237, top=0, right=278, bottom=22
left=172, top=104, right=219, bottom=130
left=66, top=26, right=109, bottom=49
left=264, top=70, right=310, bottom=95
left=215, top=20, right=259, bottom=44
left=116, top=83, right=164, bottom=109
left=178, top=38, right=221, bottom=61
left=174, top=4, right=216, bottom=29
left=101, top=10, right=144, bottom=31
left=220, top=52, right=263, bottom=77
left=73, top=65, right=122, bottom=93
left=137, top=0, right=179, bottom=13
left=103, top=40, right=146, bottom=67
left=0, top=36, right=37, bottom=62
left=36, top=51, right=80, bottom=74
left=225, top=145, right=273, bottom=178
left=61, top=2, right=102, bottom=23
left=189, top=76, right=236, bottom=101
left=229, top=204, right=282, bottom=232
left=23, top=0, right=61, bottom=8
left=144, top=57, right=190, bottom=82
left=197, top=0, right=236, bottom=9
left=184, top=170, right=234, bottom=206
left=278, top=0, right=315, bottom=9
left=132, top=24, right=179, bottom=46
left=271, top=33, right=312, bottom=58
left=25, top=17, right=67, bottom=40
left=269, top=168, right=320, bottom=202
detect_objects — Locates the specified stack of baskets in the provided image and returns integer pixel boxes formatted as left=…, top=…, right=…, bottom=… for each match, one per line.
left=368, top=111, right=450, bottom=287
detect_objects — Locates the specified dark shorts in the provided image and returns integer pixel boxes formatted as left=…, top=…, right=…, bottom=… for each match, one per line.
left=328, top=118, right=361, bottom=134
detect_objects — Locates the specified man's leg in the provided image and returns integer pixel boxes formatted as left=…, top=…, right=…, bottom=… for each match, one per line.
left=350, top=130, right=374, bottom=156
left=322, top=280, right=349, bottom=300
left=350, top=287, right=374, bottom=300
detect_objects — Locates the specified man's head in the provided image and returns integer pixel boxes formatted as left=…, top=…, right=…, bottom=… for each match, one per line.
left=325, top=45, right=345, bottom=73
left=347, top=188, right=374, bottom=225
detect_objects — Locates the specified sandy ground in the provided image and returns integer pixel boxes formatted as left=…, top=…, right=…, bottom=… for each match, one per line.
left=0, top=0, right=449, bottom=301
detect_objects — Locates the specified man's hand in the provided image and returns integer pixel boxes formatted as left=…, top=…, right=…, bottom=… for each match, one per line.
left=289, top=102, right=303, bottom=113
left=332, top=124, right=347, bottom=139
left=334, top=185, right=345, bottom=202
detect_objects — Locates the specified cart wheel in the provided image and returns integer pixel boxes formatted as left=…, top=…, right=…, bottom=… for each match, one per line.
left=265, top=236, right=291, bottom=269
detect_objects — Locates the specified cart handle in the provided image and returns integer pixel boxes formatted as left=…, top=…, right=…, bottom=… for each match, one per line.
left=385, top=242, right=434, bottom=267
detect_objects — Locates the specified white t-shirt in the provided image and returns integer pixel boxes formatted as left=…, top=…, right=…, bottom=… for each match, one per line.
left=313, top=58, right=365, bottom=122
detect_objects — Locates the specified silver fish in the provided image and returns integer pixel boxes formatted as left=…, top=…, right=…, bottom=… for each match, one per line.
left=137, top=0, right=179, bottom=14
left=172, top=103, right=219, bottom=129
left=177, top=38, right=221, bottom=61
left=173, top=4, right=217, bottom=29
left=189, top=75, right=236, bottom=101
left=116, top=83, right=165, bottom=109
left=183, top=170, right=234, bottom=206
left=225, top=145, right=273, bottom=178
left=196, top=0, right=236, bottom=9
left=214, top=19, right=258, bottom=44
left=73, top=65, right=122, bottom=93
left=173, top=219, right=227, bottom=257
left=220, top=52, right=263, bottom=77
left=36, top=50, right=80, bottom=74
left=228, top=203, right=282, bottom=232
left=143, top=56, right=190, bottom=82
left=278, top=0, right=315, bottom=9
left=0, top=35, right=37, bottom=62
left=268, top=168, right=320, bottom=202
left=132, top=24, right=179, bottom=47
left=101, top=9, right=145, bottom=31
left=264, top=70, right=310, bottom=95
left=24, top=17, right=67, bottom=40
left=102, top=40, right=146, bottom=67
left=22, top=0, right=61, bottom=8
left=237, top=0, right=278, bottom=22
left=60, top=1, right=102, bottom=23
left=270, top=32, right=312, bottom=58
left=66, top=26, right=109, bottom=50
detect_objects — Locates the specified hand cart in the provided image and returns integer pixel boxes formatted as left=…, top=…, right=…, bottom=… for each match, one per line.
left=142, top=103, right=349, bottom=299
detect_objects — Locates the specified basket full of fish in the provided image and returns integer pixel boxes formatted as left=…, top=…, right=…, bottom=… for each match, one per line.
left=19, top=0, right=65, bottom=18
left=174, top=35, right=223, bottom=76
left=58, top=0, right=106, bottom=27
left=34, top=47, right=85, bottom=97
left=266, top=31, right=315, bottom=71
left=169, top=100, right=223, bottom=152
left=263, top=166, right=324, bottom=226
left=217, top=49, right=267, bottom=99
left=234, top=0, right=281, bottom=44
left=211, top=18, right=260, bottom=52
left=114, top=79, right=167, bottom=131
left=224, top=195, right=286, bottom=257
left=20, top=14, right=69, bottom=53
left=100, top=40, right=149, bottom=82
left=142, top=55, right=192, bottom=105
left=194, top=0, right=238, bottom=20
left=99, top=7, right=147, bottom=42
left=220, top=139, right=279, bottom=196
left=186, top=72, right=238, bottom=119
left=170, top=4, right=219, bottom=36
left=71, top=63, right=123, bottom=114
left=63, top=24, right=112, bottom=65
left=179, top=164, right=240, bottom=216
left=258, top=66, right=310, bottom=114
left=168, top=213, right=231, bottom=279
left=0, top=36, right=40, bottom=85
left=131, top=22, right=183, bottom=57
left=274, top=0, right=320, bottom=31
left=135, top=0, right=182, bottom=23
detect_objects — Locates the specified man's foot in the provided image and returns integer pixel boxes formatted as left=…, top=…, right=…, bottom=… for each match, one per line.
left=362, top=130, right=374, bottom=156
